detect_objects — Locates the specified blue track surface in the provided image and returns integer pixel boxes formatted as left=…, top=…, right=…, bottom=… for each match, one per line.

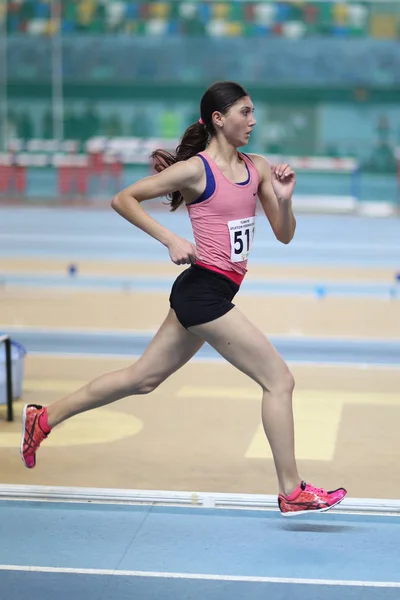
left=2, top=328, right=399, bottom=364
left=2, top=207, right=400, bottom=599
left=1, top=207, right=400, bottom=266
left=0, top=500, right=399, bottom=600
left=1, top=272, right=400, bottom=298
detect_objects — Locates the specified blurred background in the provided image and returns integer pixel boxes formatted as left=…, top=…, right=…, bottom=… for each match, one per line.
left=0, top=0, right=400, bottom=209
left=0, top=1, right=400, bottom=500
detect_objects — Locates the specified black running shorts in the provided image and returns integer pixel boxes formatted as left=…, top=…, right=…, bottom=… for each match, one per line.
left=169, top=264, right=240, bottom=329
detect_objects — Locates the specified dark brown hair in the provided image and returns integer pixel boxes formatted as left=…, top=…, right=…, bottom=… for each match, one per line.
left=151, top=81, right=249, bottom=210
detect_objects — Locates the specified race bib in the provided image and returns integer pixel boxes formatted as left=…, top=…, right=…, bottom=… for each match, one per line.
left=228, top=216, right=256, bottom=263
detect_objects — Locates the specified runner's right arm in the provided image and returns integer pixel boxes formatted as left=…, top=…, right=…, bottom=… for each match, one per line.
left=111, top=158, right=203, bottom=265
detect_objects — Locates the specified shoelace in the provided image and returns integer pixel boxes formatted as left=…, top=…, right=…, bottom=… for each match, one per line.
left=307, top=485, right=327, bottom=495
left=24, top=413, right=46, bottom=452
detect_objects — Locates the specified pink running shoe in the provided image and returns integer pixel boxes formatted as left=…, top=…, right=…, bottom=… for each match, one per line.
left=21, top=404, right=50, bottom=468
left=278, top=481, right=347, bottom=516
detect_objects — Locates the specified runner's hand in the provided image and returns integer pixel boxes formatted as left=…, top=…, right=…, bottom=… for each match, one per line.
left=167, top=236, right=198, bottom=265
left=271, top=163, right=296, bottom=202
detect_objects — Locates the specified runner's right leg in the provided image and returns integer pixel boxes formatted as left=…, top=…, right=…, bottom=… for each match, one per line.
left=21, top=309, right=204, bottom=467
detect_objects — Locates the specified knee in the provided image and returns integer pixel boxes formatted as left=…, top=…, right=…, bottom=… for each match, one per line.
left=283, top=369, right=295, bottom=395
left=122, top=367, right=162, bottom=396
left=134, top=378, right=160, bottom=395
left=131, top=377, right=161, bottom=396
left=261, top=366, right=295, bottom=396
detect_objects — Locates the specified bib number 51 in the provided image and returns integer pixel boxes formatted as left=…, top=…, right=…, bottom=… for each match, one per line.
left=228, top=216, right=256, bottom=262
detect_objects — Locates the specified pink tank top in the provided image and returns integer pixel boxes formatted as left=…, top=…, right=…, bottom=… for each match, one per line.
left=187, top=151, right=260, bottom=284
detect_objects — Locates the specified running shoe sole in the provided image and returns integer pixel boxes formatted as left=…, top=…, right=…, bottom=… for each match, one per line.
left=280, top=494, right=346, bottom=517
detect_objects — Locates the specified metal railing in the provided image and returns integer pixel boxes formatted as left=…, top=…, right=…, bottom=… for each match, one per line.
left=0, top=334, right=13, bottom=422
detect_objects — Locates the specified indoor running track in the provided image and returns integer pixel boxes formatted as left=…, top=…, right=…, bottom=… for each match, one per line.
left=1, top=495, right=400, bottom=600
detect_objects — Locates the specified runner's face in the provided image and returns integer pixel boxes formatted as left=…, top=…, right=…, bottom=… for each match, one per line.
left=213, top=97, right=256, bottom=147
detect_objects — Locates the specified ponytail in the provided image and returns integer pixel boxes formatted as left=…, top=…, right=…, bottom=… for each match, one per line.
left=151, top=121, right=208, bottom=211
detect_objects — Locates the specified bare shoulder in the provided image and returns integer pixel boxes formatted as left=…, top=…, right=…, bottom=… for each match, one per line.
left=166, top=154, right=205, bottom=188
left=150, top=154, right=205, bottom=189
left=115, top=154, right=206, bottom=203
left=154, top=154, right=204, bottom=180
left=183, top=155, right=206, bottom=180
left=247, top=153, right=271, bottom=180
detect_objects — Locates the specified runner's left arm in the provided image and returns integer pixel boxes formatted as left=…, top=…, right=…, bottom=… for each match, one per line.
left=249, top=154, right=296, bottom=245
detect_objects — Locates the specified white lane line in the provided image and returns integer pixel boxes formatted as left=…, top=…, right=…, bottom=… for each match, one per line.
left=1, top=484, right=400, bottom=515
left=2, top=233, right=400, bottom=252
left=1, top=324, right=399, bottom=343
left=19, top=351, right=400, bottom=368
left=20, top=351, right=400, bottom=368
left=0, top=565, right=399, bottom=587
